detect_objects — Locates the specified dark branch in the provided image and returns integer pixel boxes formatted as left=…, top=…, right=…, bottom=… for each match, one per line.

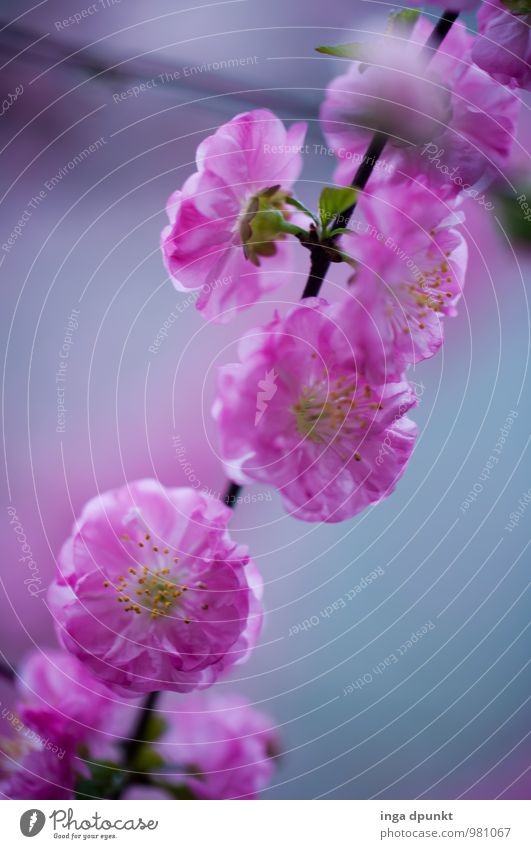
left=223, top=481, right=243, bottom=508
left=302, top=131, right=387, bottom=299
left=121, top=690, right=160, bottom=766
left=420, top=10, right=460, bottom=60
left=0, top=659, right=15, bottom=683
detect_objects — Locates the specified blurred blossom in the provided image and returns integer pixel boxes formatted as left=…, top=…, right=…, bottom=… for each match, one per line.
left=17, top=649, right=137, bottom=760
left=155, top=692, right=280, bottom=799
left=322, top=18, right=521, bottom=193
left=340, top=180, right=468, bottom=380
left=0, top=738, right=77, bottom=800
left=320, top=38, right=452, bottom=149
left=48, top=481, right=263, bottom=695
left=472, top=0, right=531, bottom=89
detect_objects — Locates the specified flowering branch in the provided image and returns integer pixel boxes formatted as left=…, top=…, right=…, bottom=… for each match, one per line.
left=224, top=7, right=461, bottom=495
left=115, top=13, right=465, bottom=780
left=4, top=0, right=526, bottom=802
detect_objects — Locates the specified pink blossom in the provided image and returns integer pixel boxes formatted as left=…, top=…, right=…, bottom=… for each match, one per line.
left=49, top=481, right=262, bottom=695
left=155, top=693, right=279, bottom=799
left=161, top=109, right=307, bottom=321
left=213, top=300, right=417, bottom=523
left=341, top=181, right=467, bottom=379
left=472, top=0, right=531, bottom=89
left=0, top=738, right=76, bottom=800
left=322, top=19, right=520, bottom=193
left=17, top=649, right=137, bottom=759
left=320, top=39, right=451, bottom=151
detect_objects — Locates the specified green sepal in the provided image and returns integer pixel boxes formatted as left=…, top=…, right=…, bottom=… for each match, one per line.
left=244, top=208, right=309, bottom=264
left=241, top=187, right=307, bottom=265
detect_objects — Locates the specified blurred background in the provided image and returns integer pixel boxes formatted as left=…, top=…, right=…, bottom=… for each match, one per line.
left=0, top=0, right=529, bottom=799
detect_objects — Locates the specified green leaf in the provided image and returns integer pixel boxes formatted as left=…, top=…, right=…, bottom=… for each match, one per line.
left=493, top=187, right=531, bottom=245
left=318, top=187, right=357, bottom=230
left=501, top=0, right=531, bottom=13
left=285, top=196, right=320, bottom=226
left=131, top=745, right=165, bottom=773
left=391, top=8, right=421, bottom=22
left=386, top=8, right=420, bottom=36
left=75, top=760, right=123, bottom=799
left=315, top=42, right=373, bottom=61
left=327, top=227, right=353, bottom=238
left=317, top=10, right=420, bottom=61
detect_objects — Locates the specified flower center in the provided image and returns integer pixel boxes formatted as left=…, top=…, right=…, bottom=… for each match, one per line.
left=291, top=375, right=382, bottom=457
left=103, top=531, right=209, bottom=623
left=413, top=249, right=455, bottom=317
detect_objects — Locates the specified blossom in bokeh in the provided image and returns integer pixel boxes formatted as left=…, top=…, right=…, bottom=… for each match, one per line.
left=161, top=108, right=307, bottom=321
left=320, top=39, right=451, bottom=151
left=0, top=738, right=76, bottom=800
left=49, top=481, right=262, bottom=695
left=17, top=649, right=136, bottom=759
left=322, top=18, right=520, bottom=193
left=156, top=693, right=279, bottom=799
left=472, top=0, right=531, bottom=89
left=213, top=300, right=417, bottom=522
left=340, top=181, right=467, bottom=379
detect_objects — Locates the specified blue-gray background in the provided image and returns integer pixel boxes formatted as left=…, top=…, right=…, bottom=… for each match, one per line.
left=0, top=0, right=529, bottom=799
